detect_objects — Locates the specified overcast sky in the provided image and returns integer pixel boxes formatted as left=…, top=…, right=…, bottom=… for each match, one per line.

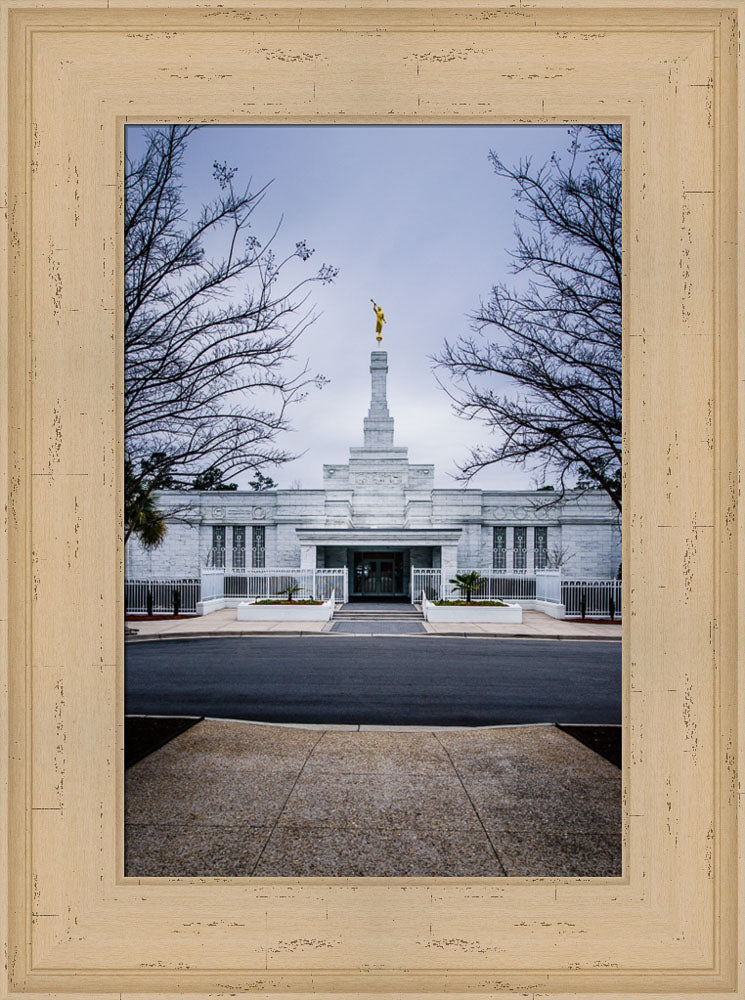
left=126, top=124, right=580, bottom=491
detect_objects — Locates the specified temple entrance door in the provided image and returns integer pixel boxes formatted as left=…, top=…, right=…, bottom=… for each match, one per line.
left=352, top=551, right=405, bottom=600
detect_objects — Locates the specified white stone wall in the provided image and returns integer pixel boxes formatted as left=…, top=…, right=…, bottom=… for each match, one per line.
left=319, top=546, right=349, bottom=569
left=125, top=520, right=202, bottom=578
left=124, top=486, right=621, bottom=580
left=123, top=352, right=621, bottom=582
left=409, top=546, right=437, bottom=569
left=558, top=522, right=621, bottom=578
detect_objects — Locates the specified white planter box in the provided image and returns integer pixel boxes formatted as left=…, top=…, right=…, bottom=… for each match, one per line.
left=422, top=596, right=523, bottom=624
left=237, top=593, right=335, bottom=622
left=516, top=599, right=566, bottom=619
left=196, top=597, right=227, bottom=616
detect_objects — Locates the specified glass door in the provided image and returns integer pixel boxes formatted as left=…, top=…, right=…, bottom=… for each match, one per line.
left=361, top=558, right=378, bottom=595
left=353, top=551, right=404, bottom=597
left=378, top=559, right=394, bottom=594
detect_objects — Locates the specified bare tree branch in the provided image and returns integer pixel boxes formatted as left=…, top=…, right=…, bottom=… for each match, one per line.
left=124, top=125, right=338, bottom=542
left=432, top=124, right=621, bottom=511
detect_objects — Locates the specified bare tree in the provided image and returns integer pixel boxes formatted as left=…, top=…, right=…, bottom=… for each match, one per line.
left=544, top=544, right=575, bottom=570
left=124, top=125, right=337, bottom=542
left=434, top=125, right=621, bottom=511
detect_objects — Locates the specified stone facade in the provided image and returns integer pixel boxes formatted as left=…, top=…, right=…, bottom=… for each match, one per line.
left=125, top=350, right=621, bottom=593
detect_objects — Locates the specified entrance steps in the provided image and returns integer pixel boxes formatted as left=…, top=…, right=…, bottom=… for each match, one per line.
left=333, top=603, right=424, bottom=622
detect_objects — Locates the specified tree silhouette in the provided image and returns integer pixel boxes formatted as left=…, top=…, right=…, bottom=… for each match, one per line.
left=124, top=125, right=336, bottom=542
left=434, top=125, right=621, bottom=511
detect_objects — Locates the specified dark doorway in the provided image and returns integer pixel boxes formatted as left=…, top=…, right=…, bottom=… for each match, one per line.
left=351, top=550, right=407, bottom=601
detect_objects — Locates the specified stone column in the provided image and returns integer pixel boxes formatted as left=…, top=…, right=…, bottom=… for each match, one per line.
left=300, top=544, right=316, bottom=569
left=440, top=543, right=459, bottom=600
left=527, top=526, right=535, bottom=572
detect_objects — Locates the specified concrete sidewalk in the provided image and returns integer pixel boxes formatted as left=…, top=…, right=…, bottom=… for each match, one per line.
left=125, top=719, right=622, bottom=878
left=126, top=608, right=622, bottom=641
left=127, top=609, right=328, bottom=639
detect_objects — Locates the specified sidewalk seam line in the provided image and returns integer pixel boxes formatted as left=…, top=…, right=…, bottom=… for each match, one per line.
left=432, top=733, right=509, bottom=878
left=249, top=731, right=327, bottom=876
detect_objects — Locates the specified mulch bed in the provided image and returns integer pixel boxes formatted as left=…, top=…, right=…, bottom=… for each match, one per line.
left=557, top=724, right=621, bottom=768
left=563, top=617, right=621, bottom=624
left=126, top=613, right=199, bottom=621
left=125, top=716, right=203, bottom=768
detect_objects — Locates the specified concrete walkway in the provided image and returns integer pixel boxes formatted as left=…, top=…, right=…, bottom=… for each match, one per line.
left=127, top=608, right=329, bottom=638
left=424, top=611, right=621, bottom=639
left=126, top=608, right=621, bottom=641
left=125, top=719, right=621, bottom=878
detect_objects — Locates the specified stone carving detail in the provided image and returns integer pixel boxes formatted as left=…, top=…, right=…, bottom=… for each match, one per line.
left=486, top=504, right=552, bottom=521
left=355, top=473, right=402, bottom=486
left=253, top=507, right=266, bottom=520
left=211, top=507, right=225, bottom=520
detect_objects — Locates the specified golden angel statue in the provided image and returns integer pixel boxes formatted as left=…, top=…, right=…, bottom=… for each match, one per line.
left=370, top=299, right=386, bottom=342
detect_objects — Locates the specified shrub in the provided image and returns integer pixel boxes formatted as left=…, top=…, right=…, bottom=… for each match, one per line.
left=448, top=571, right=486, bottom=603
left=277, top=583, right=302, bottom=603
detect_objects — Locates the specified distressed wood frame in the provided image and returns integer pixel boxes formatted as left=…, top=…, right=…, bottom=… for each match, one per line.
left=0, top=1, right=743, bottom=997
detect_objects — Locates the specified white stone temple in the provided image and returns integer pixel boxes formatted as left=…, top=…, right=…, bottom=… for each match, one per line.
left=125, top=349, right=621, bottom=600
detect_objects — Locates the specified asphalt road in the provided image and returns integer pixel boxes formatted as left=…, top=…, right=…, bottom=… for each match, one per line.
left=125, top=636, right=621, bottom=726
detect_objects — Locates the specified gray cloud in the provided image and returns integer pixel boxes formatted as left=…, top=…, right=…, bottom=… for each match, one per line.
left=126, top=124, right=576, bottom=491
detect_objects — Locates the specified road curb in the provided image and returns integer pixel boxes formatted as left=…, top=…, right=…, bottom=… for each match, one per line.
left=125, top=630, right=621, bottom=643
left=199, top=716, right=561, bottom=732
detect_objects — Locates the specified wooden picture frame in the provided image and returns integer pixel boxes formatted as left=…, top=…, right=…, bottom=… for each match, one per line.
left=1, top=1, right=743, bottom=996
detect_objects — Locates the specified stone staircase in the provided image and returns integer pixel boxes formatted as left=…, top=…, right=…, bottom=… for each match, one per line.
left=333, top=602, right=425, bottom=623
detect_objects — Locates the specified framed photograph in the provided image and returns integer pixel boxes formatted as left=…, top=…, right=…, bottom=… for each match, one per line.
left=121, top=119, right=624, bottom=882
left=1, top=1, right=742, bottom=997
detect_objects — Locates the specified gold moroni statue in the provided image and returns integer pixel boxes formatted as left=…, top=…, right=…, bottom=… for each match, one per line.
left=370, top=299, right=386, bottom=343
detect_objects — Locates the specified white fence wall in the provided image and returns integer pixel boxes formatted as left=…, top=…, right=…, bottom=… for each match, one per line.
left=411, top=568, right=445, bottom=601
left=561, top=579, right=622, bottom=618
left=535, top=571, right=562, bottom=603
left=124, top=578, right=200, bottom=614
left=125, top=568, right=349, bottom=615
left=200, top=569, right=225, bottom=602
left=412, top=568, right=538, bottom=602
left=411, top=568, right=621, bottom=619
left=201, top=567, right=348, bottom=605
left=126, top=569, right=621, bottom=619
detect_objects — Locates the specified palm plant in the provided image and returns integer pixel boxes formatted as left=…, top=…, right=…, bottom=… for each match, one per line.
left=448, top=571, right=486, bottom=603
left=278, top=583, right=303, bottom=603
left=125, top=460, right=166, bottom=548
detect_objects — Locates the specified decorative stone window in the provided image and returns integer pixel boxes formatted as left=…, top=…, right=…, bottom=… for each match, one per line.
left=232, top=526, right=246, bottom=569
left=492, top=526, right=506, bottom=569
left=252, top=525, right=266, bottom=568
left=534, top=526, right=548, bottom=569
left=211, top=525, right=226, bottom=568
left=513, top=526, right=527, bottom=570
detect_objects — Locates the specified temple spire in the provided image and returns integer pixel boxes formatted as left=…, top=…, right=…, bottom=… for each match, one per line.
left=363, top=351, right=395, bottom=448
